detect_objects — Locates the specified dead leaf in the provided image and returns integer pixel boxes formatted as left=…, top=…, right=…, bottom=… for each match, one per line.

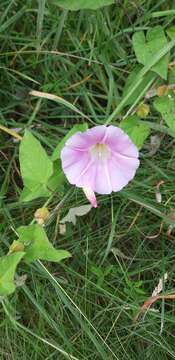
left=145, top=86, right=157, bottom=99
left=136, top=103, right=150, bottom=118
left=59, top=223, right=66, bottom=235
left=155, top=180, right=164, bottom=204
left=134, top=293, right=175, bottom=322
left=167, top=225, right=173, bottom=237
left=152, top=273, right=168, bottom=297
left=15, top=274, right=27, bottom=287
left=34, top=207, right=50, bottom=225
left=144, top=221, right=163, bottom=239
left=156, top=85, right=168, bottom=97
left=146, top=135, right=162, bottom=157
left=60, top=205, right=92, bottom=225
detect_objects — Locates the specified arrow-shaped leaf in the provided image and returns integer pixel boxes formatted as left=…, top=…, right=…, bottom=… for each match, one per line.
left=133, top=26, right=169, bottom=79
left=0, top=252, right=25, bottom=296
left=154, top=92, right=175, bottom=131
left=19, top=130, right=53, bottom=191
left=17, top=224, right=71, bottom=263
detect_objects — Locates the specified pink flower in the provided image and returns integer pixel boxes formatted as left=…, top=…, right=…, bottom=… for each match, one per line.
left=61, top=125, right=139, bottom=207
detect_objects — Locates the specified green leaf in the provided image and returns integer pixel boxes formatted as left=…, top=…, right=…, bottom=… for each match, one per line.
left=0, top=252, right=25, bottom=296
left=20, top=185, right=50, bottom=202
left=53, top=0, right=114, bottom=10
left=20, top=161, right=64, bottom=202
left=166, top=26, right=175, bottom=39
left=19, top=130, right=53, bottom=191
left=120, top=115, right=150, bottom=149
left=47, top=161, right=65, bottom=193
left=52, top=123, right=88, bottom=161
left=133, top=26, right=169, bottom=79
left=168, top=66, right=175, bottom=84
left=17, top=224, right=71, bottom=263
left=154, top=92, right=175, bottom=131
left=123, top=65, right=155, bottom=106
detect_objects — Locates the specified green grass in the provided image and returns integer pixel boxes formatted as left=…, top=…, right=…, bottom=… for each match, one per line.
left=1, top=0, right=175, bottom=359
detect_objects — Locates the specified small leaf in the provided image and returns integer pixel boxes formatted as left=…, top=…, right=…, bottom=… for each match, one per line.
left=0, top=252, right=25, bottom=296
left=52, top=123, right=88, bottom=161
left=60, top=205, right=92, bottom=225
left=154, top=91, right=175, bottom=131
left=120, top=115, right=150, bottom=149
left=90, top=265, right=103, bottom=278
left=19, top=130, right=53, bottom=191
left=17, top=224, right=71, bottom=263
left=133, top=26, right=170, bottom=79
left=53, top=0, right=114, bottom=10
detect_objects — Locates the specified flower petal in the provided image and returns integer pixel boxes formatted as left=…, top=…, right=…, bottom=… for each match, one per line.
left=66, top=126, right=107, bottom=150
left=61, top=125, right=140, bottom=196
left=61, top=146, right=91, bottom=185
left=107, top=155, right=139, bottom=191
left=93, top=160, right=113, bottom=194
left=83, top=187, right=97, bottom=208
left=105, top=125, right=139, bottom=158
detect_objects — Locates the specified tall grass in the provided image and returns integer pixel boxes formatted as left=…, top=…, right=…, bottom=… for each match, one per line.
left=0, top=0, right=175, bottom=359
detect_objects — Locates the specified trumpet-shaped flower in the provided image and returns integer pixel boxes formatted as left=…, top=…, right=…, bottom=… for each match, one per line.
left=61, top=125, right=139, bottom=207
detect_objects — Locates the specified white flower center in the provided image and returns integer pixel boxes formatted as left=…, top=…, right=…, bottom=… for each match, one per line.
left=90, top=143, right=110, bottom=160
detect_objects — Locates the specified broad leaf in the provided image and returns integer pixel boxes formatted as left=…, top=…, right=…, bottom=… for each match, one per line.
left=52, top=123, right=88, bottom=161
left=47, top=161, right=65, bottom=192
left=123, top=65, right=155, bottom=106
left=0, top=252, right=25, bottom=296
left=120, top=115, right=150, bottom=149
left=53, top=0, right=114, bottom=10
left=20, top=161, right=64, bottom=202
left=19, top=131, right=53, bottom=191
left=17, top=224, right=71, bottom=263
left=20, top=185, right=50, bottom=202
left=61, top=205, right=92, bottom=225
left=154, top=92, right=175, bottom=131
left=133, top=26, right=169, bottom=79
